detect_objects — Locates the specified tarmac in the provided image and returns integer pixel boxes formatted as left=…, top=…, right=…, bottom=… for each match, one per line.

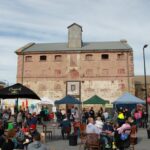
left=42, top=127, right=150, bottom=150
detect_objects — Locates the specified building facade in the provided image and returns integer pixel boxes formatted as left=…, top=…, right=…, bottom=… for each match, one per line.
left=135, top=75, right=150, bottom=100
left=16, top=23, right=135, bottom=103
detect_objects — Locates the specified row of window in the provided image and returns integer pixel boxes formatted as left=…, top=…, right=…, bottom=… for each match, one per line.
left=25, top=53, right=125, bottom=62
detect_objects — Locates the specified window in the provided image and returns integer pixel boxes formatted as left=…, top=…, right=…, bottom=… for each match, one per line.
left=25, top=56, right=32, bottom=62
left=118, top=68, right=125, bottom=74
left=85, top=54, right=93, bottom=61
left=40, top=55, right=47, bottom=61
left=117, top=53, right=125, bottom=60
left=55, top=55, right=62, bottom=61
left=101, top=54, right=109, bottom=60
left=54, top=69, right=61, bottom=76
left=71, top=84, right=76, bottom=91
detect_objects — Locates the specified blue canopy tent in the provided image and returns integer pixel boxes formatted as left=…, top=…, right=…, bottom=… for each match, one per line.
left=113, top=92, right=145, bottom=110
left=55, top=95, right=81, bottom=104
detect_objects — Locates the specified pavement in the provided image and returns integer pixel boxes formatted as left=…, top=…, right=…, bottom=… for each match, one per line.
left=40, top=126, right=150, bottom=150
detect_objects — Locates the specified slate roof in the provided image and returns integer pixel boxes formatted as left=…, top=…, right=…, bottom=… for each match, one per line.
left=16, top=41, right=132, bottom=53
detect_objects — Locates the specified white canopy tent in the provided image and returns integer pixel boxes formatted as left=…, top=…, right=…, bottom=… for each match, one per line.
left=38, top=97, right=54, bottom=105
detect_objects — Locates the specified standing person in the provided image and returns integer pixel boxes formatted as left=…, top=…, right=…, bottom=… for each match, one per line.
left=27, top=133, right=48, bottom=150
left=103, top=110, right=109, bottom=121
left=55, top=109, right=62, bottom=123
left=82, top=108, right=89, bottom=124
left=60, top=116, right=71, bottom=139
left=61, top=109, right=66, bottom=120
left=117, top=111, right=125, bottom=126
left=74, top=107, right=79, bottom=121
left=17, top=110, right=23, bottom=128
left=89, top=107, right=95, bottom=119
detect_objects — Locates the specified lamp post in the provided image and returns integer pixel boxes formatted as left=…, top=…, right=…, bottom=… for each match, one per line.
left=143, top=44, right=148, bottom=123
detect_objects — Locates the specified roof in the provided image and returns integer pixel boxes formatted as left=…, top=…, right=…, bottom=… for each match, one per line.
left=113, top=92, right=145, bottom=104
left=83, top=95, right=109, bottom=104
left=135, top=75, right=150, bottom=84
left=67, top=23, right=83, bottom=31
left=16, top=41, right=132, bottom=54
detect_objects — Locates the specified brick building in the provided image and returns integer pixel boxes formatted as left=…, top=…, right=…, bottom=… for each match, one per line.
left=135, top=75, right=150, bottom=100
left=16, top=23, right=134, bottom=103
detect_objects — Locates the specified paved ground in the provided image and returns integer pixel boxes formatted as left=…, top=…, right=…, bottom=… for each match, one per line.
left=40, top=127, right=150, bottom=150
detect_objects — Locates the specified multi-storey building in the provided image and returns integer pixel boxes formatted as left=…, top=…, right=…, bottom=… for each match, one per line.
left=16, top=23, right=134, bottom=103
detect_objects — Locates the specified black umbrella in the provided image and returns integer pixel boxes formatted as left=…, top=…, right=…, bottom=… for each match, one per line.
left=55, top=95, right=81, bottom=104
left=0, top=83, right=41, bottom=112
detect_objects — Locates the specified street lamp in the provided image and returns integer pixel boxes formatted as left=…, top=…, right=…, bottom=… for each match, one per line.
left=143, top=44, right=148, bottom=122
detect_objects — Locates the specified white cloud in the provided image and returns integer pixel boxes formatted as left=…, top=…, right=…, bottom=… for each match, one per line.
left=0, top=0, right=150, bottom=83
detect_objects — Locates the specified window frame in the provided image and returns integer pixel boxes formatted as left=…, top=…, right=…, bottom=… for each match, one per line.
left=54, top=55, right=62, bottom=62
left=40, top=55, right=47, bottom=61
left=101, top=54, right=109, bottom=60
left=25, top=56, right=32, bottom=62
left=85, top=54, right=93, bottom=61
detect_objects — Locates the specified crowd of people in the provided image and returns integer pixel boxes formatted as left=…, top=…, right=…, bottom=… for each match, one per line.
left=0, top=104, right=147, bottom=150
left=55, top=105, right=146, bottom=149
left=0, top=107, right=49, bottom=150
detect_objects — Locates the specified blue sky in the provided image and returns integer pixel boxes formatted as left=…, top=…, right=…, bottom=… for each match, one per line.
left=0, top=0, right=150, bottom=84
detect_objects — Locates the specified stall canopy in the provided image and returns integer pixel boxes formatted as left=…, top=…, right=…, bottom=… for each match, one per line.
left=38, top=97, right=54, bottom=105
left=83, top=95, right=109, bottom=104
left=55, top=95, right=81, bottom=104
left=113, top=92, right=145, bottom=105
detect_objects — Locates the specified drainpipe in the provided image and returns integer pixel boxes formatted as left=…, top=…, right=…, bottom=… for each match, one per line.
left=21, top=52, right=25, bottom=84
left=127, top=52, right=130, bottom=92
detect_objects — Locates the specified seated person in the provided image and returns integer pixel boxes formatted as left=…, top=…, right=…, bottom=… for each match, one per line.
left=101, top=120, right=114, bottom=149
left=86, top=117, right=99, bottom=134
left=28, top=133, right=48, bottom=150
left=115, top=118, right=131, bottom=149
left=60, top=116, right=71, bottom=139
left=95, top=117, right=104, bottom=134
left=25, top=124, right=39, bottom=143
left=22, top=122, right=29, bottom=133
left=1, top=129, right=15, bottom=150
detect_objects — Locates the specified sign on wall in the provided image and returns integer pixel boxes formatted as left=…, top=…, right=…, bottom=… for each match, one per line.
left=66, top=81, right=80, bottom=96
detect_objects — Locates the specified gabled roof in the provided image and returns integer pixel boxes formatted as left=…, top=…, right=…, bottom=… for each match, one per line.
left=67, top=23, right=82, bottom=31
left=16, top=41, right=132, bottom=54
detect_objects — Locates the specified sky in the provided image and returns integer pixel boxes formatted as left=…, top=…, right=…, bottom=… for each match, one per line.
left=0, top=0, right=150, bottom=85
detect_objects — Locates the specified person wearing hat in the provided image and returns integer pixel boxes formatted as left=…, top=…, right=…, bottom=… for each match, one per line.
left=29, top=124, right=39, bottom=139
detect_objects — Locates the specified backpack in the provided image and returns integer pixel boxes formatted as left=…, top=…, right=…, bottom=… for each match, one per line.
left=120, top=133, right=129, bottom=141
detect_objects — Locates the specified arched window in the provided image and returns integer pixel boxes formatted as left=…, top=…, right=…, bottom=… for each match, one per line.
left=85, top=54, right=93, bottom=61
left=55, top=55, right=62, bottom=61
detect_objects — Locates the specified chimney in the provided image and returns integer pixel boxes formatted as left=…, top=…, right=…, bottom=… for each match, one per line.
left=67, top=23, right=82, bottom=48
